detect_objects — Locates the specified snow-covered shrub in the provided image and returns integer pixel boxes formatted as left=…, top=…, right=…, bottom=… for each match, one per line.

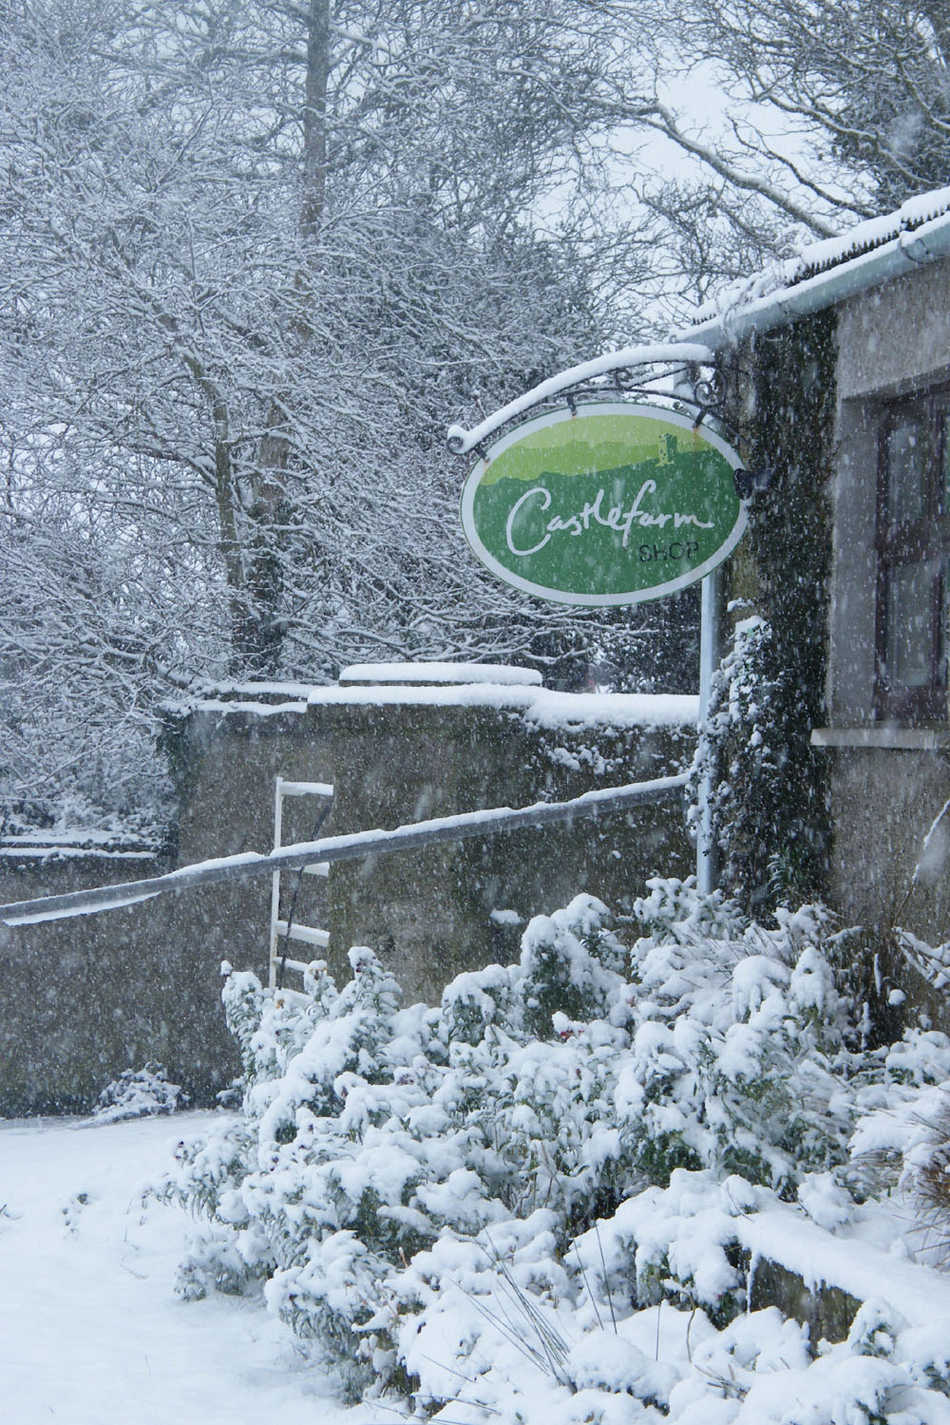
left=630, top=873, right=748, bottom=942
left=516, top=892, right=628, bottom=1039
left=622, top=883, right=859, bottom=1193
left=909, top=1093, right=950, bottom=1265
left=91, top=1062, right=188, bottom=1124
left=575, top=1169, right=770, bottom=1328
left=849, top=1037, right=950, bottom=1263
left=152, top=885, right=950, bottom=1413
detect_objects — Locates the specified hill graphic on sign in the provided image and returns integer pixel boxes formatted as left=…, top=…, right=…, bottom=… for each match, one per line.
left=478, top=412, right=712, bottom=486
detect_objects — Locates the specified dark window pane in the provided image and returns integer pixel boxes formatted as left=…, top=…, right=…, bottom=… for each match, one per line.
left=876, top=391, right=950, bottom=720
left=886, top=416, right=925, bottom=524
left=886, top=559, right=935, bottom=689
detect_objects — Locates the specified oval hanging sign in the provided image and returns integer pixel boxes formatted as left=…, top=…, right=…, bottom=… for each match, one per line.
left=460, top=402, right=747, bottom=605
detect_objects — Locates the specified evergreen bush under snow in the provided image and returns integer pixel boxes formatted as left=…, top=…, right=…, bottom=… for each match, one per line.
left=92, top=1062, right=188, bottom=1124
left=687, top=616, right=830, bottom=913
left=153, top=884, right=950, bottom=1422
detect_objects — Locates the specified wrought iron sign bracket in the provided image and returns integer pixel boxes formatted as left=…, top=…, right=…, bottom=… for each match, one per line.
left=446, top=342, right=759, bottom=482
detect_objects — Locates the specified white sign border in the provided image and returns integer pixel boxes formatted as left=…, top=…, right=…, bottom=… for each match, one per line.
left=459, top=401, right=748, bottom=606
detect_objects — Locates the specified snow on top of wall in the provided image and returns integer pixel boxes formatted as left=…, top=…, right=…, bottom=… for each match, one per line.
left=339, top=661, right=543, bottom=686
left=736, top=1203, right=950, bottom=1330
left=0, top=830, right=159, bottom=860
left=184, top=679, right=319, bottom=701
left=307, top=681, right=699, bottom=728
left=202, top=679, right=319, bottom=697
left=0, top=847, right=156, bottom=862
left=1, top=829, right=142, bottom=847
left=684, top=184, right=950, bottom=342
left=180, top=697, right=309, bottom=717
left=521, top=689, right=699, bottom=729
left=170, top=672, right=698, bottom=729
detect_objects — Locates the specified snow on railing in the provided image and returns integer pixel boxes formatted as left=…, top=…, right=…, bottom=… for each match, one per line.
left=0, top=773, right=689, bottom=927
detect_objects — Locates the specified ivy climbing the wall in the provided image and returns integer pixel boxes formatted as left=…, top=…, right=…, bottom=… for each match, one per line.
left=690, top=616, right=830, bottom=912
left=700, top=311, right=836, bottom=914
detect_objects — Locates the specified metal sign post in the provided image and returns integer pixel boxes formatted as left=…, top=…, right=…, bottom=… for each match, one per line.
left=697, top=566, right=722, bottom=896
left=449, top=355, right=754, bottom=902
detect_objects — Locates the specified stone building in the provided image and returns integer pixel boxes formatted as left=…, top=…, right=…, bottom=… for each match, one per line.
left=680, top=184, right=950, bottom=973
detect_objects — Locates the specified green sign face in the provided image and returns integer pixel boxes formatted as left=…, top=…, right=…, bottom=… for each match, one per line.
left=460, top=402, right=747, bottom=605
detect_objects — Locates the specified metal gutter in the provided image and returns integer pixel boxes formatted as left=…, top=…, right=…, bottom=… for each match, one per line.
left=680, top=208, right=950, bottom=350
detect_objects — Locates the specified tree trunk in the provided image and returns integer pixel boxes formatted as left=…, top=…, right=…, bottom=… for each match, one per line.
left=239, top=0, right=332, bottom=673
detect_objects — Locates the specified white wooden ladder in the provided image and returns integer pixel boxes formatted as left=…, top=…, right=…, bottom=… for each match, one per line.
left=268, top=776, right=333, bottom=991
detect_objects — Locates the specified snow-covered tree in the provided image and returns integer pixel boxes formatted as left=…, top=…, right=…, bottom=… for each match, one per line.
left=685, top=0, right=950, bottom=217
left=0, top=0, right=686, bottom=827
left=615, top=0, right=950, bottom=293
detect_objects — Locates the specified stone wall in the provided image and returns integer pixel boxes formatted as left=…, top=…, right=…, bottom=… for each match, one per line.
left=0, top=673, right=697, bottom=1114
left=0, top=690, right=324, bottom=1116
left=311, top=683, right=697, bottom=1002
left=167, top=678, right=697, bottom=1009
left=0, top=846, right=237, bottom=1116
left=821, top=742, right=950, bottom=948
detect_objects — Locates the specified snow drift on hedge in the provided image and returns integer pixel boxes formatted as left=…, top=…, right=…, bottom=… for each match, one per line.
left=152, top=882, right=950, bottom=1423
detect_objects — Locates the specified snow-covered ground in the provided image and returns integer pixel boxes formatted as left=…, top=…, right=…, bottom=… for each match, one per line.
left=0, top=1111, right=370, bottom=1425
left=9, top=887, right=950, bottom=1425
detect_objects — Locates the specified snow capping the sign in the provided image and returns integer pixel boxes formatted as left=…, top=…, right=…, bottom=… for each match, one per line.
left=445, top=340, right=717, bottom=454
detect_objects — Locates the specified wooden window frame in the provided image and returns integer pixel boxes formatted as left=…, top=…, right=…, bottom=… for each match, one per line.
left=875, top=387, right=950, bottom=725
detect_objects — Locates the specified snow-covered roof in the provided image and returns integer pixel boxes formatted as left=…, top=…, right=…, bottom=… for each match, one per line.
left=680, top=184, right=950, bottom=348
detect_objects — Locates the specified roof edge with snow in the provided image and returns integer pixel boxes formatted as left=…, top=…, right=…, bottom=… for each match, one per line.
left=678, top=185, right=950, bottom=349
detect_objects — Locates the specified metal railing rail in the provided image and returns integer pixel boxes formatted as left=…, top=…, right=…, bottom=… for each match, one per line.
left=0, top=772, right=689, bottom=928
